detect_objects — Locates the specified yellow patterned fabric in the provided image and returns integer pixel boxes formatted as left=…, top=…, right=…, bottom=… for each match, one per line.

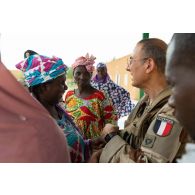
left=65, top=90, right=118, bottom=139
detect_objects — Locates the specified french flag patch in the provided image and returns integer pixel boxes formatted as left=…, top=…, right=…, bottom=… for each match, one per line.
left=153, top=116, right=174, bottom=136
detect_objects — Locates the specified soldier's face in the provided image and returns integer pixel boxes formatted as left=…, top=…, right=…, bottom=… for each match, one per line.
left=166, top=40, right=195, bottom=140
left=126, top=44, right=149, bottom=88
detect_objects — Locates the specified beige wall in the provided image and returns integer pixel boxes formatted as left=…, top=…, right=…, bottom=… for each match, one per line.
left=10, top=59, right=140, bottom=101
left=10, top=70, right=24, bottom=80
left=106, top=54, right=139, bottom=100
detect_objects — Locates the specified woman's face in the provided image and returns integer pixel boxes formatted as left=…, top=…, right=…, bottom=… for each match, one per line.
left=25, top=52, right=30, bottom=58
left=73, top=66, right=92, bottom=87
left=43, top=74, right=68, bottom=105
left=97, top=67, right=107, bottom=79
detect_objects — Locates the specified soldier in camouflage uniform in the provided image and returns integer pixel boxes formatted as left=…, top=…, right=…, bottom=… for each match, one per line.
left=90, top=38, right=187, bottom=163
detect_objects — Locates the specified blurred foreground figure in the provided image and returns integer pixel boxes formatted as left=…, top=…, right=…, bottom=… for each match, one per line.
left=0, top=61, right=70, bottom=162
left=166, top=33, right=195, bottom=141
left=166, top=33, right=195, bottom=162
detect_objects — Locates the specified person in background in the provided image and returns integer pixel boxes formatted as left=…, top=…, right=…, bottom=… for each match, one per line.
left=16, top=54, right=105, bottom=162
left=166, top=33, right=195, bottom=162
left=90, top=38, right=187, bottom=163
left=64, top=54, right=118, bottom=140
left=91, top=62, right=134, bottom=119
left=24, top=50, right=38, bottom=58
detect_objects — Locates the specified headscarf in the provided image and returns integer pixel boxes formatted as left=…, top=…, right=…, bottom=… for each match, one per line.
left=72, top=53, right=96, bottom=73
left=24, top=50, right=38, bottom=58
left=0, top=61, right=70, bottom=162
left=96, top=62, right=107, bottom=69
left=92, top=62, right=110, bottom=83
left=15, top=54, right=68, bottom=87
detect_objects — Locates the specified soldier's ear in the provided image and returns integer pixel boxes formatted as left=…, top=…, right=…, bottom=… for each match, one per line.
left=145, top=58, right=155, bottom=74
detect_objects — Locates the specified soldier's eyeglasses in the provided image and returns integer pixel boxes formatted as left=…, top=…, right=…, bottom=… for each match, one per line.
left=127, top=57, right=149, bottom=65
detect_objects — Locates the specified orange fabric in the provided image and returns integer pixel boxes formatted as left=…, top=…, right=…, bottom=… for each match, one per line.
left=0, top=61, right=70, bottom=162
left=65, top=90, right=117, bottom=139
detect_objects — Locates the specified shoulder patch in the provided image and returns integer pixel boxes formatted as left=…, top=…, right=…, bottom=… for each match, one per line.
left=153, top=116, right=174, bottom=137
left=142, top=134, right=156, bottom=148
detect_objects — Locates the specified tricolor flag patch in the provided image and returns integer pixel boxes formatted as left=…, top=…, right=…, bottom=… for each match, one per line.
left=153, top=116, right=174, bottom=136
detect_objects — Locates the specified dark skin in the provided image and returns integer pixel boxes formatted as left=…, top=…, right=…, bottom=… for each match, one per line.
left=31, top=73, right=106, bottom=154
left=96, top=67, right=107, bottom=79
left=166, top=34, right=195, bottom=141
left=31, top=74, right=67, bottom=120
left=73, top=65, right=117, bottom=156
left=73, top=66, right=98, bottom=98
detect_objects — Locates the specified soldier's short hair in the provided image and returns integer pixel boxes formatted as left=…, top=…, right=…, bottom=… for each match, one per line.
left=138, top=38, right=167, bottom=74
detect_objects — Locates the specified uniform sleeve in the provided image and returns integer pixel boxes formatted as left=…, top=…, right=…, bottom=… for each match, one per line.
left=140, top=105, right=184, bottom=163
left=99, top=134, right=135, bottom=163
left=99, top=104, right=184, bottom=163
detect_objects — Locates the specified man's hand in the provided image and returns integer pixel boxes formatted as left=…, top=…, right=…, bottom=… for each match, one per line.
left=88, top=149, right=102, bottom=163
left=129, top=147, right=145, bottom=163
left=101, top=124, right=119, bottom=137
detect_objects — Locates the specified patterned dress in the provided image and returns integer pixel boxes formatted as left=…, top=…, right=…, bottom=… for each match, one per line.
left=91, top=74, right=134, bottom=118
left=64, top=90, right=118, bottom=139
left=56, top=105, right=90, bottom=163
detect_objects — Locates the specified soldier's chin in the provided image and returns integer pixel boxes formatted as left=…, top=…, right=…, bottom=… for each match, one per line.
left=132, top=82, right=139, bottom=88
left=131, top=81, right=136, bottom=87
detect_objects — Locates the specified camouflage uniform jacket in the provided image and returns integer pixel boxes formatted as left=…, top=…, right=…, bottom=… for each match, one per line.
left=99, top=88, right=187, bottom=163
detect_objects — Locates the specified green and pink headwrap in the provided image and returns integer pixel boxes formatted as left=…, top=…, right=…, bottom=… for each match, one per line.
left=72, top=53, right=96, bottom=73
left=15, top=54, right=68, bottom=87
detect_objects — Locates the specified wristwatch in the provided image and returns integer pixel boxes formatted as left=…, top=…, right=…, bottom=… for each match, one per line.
left=104, top=132, right=118, bottom=143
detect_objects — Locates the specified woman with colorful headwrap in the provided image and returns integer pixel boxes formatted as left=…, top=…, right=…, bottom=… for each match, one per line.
left=0, top=58, right=70, bottom=163
left=91, top=62, right=134, bottom=118
left=15, top=54, right=105, bottom=162
left=64, top=54, right=118, bottom=140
